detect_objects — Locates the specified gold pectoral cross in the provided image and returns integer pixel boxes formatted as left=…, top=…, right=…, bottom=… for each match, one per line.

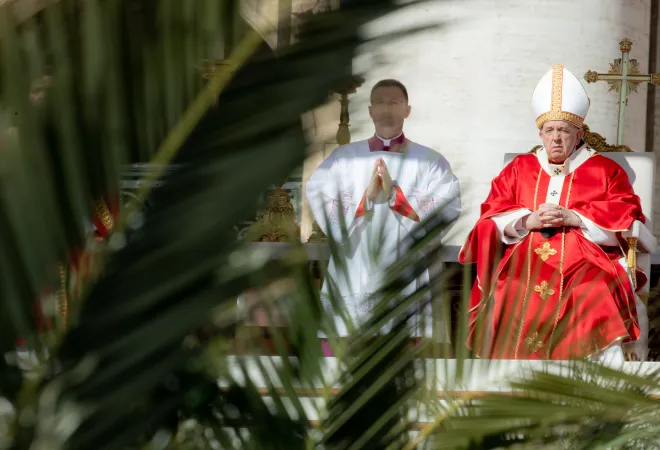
left=525, top=332, right=544, bottom=354
left=534, top=281, right=555, bottom=301
left=535, top=242, right=557, bottom=261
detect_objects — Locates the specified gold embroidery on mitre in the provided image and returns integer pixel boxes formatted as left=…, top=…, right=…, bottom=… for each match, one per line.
left=524, top=332, right=544, bottom=354
left=535, top=65, right=585, bottom=130
left=535, top=111, right=584, bottom=129
left=534, top=281, right=555, bottom=300
left=551, top=64, right=563, bottom=111
left=534, top=242, right=557, bottom=261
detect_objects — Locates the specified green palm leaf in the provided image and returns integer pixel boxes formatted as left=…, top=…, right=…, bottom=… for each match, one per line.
left=0, top=0, right=446, bottom=448
left=420, top=363, right=660, bottom=450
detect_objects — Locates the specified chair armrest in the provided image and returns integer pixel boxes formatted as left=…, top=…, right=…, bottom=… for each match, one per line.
left=621, top=221, right=656, bottom=292
left=622, top=220, right=657, bottom=254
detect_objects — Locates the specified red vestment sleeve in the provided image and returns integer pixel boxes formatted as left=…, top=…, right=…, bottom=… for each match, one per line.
left=355, top=191, right=368, bottom=219
left=458, top=156, right=532, bottom=302
left=459, top=157, right=529, bottom=264
left=390, top=185, right=419, bottom=222
left=355, top=186, right=421, bottom=222
left=571, top=160, right=645, bottom=231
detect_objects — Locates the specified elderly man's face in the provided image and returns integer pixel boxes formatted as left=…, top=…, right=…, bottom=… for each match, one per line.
left=539, top=120, right=584, bottom=163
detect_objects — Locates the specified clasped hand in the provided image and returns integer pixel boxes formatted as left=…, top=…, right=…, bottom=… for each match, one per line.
left=366, top=158, right=393, bottom=201
left=524, top=203, right=582, bottom=230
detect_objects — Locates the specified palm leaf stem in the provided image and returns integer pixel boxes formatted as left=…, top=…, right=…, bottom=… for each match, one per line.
left=403, top=395, right=474, bottom=450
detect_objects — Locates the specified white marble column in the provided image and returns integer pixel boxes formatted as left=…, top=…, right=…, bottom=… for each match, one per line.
left=342, top=0, right=651, bottom=247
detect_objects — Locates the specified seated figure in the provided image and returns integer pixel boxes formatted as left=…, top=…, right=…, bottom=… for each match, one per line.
left=459, top=65, right=647, bottom=363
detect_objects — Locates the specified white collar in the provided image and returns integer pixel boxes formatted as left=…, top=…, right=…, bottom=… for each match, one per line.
left=537, top=143, right=594, bottom=177
left=376, top=132, right=403, bottom=146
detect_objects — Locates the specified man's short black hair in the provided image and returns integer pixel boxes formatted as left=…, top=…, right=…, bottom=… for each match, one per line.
left=370, top=79, right=408, bottom=102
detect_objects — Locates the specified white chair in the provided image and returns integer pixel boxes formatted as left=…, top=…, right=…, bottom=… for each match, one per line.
left=503, top=126, right=656, bottom=360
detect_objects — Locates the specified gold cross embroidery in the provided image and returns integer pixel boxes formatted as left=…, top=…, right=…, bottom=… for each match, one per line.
left=534, top=242, right=557, bottom=261
left=553, top=167, right=564, bottom=176
left=534, top=281, right=555, bottom=300
left=524, top=332, right=544, bottom=354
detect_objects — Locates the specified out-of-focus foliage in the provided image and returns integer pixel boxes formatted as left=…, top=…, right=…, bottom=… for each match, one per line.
left=3, top=1, right=660, bottom=449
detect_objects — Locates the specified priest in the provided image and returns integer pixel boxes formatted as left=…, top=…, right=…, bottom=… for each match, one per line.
left=459, top=65, right=645, bottom=363
left=306, top=79, right=462, bottom=337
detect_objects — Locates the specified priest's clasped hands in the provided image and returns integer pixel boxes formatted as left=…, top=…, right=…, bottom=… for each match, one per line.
left=366, top=158, right=394, bottom=201
left=524, top=203, right=582, bottom=230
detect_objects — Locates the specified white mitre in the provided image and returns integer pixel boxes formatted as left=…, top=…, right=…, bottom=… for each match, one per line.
left=531, top=64, right=590, bottom=129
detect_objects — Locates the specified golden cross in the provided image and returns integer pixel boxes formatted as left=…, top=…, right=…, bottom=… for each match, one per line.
left=534, top=242, right=557, bottom=261
left=524, top=332, right=544, bottom=354
left=534, top=281, right=555, bottom=301
left=584, top=38, right=660, bottom=145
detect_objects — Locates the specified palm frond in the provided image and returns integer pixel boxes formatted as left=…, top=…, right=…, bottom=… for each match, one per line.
left=427, top=362, right=660, bottom=450
left=14, top=1, right=654, bottom=449
left=0, top=0, right=446, bottom=448
left=315, top=208, right=457, bottom=449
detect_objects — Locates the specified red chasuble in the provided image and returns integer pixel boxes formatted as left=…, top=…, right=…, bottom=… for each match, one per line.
left=459, top=149, right=644, bottom=360
left=28, top=196, right=119, bottom=339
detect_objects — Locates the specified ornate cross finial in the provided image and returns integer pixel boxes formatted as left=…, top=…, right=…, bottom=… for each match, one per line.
left=584, top=39, right=660, bottom=145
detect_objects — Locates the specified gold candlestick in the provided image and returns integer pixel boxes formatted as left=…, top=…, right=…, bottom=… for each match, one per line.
left=332, top=76, right=365, bottom=145
left=246, top=184, right=300, bottom=242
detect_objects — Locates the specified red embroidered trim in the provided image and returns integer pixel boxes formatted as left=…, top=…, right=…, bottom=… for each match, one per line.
left=390, top=185, right=419, bottom=222
left=329, top=191, right=354, bottom=224
left=355, top=191, right=368, bottom=219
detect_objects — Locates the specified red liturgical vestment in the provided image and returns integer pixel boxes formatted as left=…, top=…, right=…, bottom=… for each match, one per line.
left=459, top=146, right=644, bottom=359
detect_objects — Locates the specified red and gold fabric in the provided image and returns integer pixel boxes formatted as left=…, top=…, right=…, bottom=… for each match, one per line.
left=93, top=197, right=119, bottom=239
left=24, top=196, right=119, bottom=341
left=459, top=153, right=644, bottom=359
